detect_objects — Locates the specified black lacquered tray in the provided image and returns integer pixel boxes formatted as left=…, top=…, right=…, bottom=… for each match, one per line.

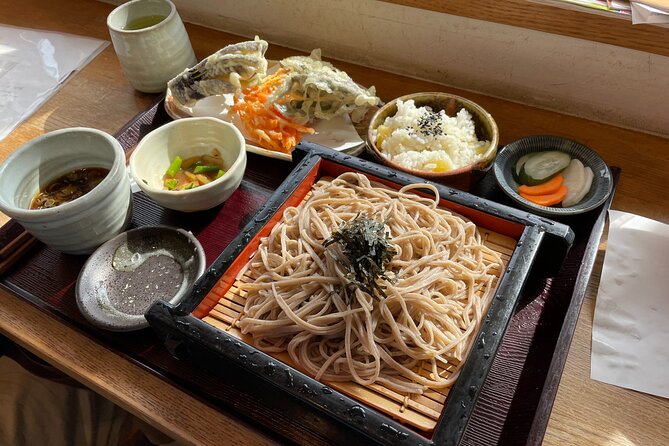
left=0, top=99, right=618, bottom=446
left=147, top=143, right=575, bottom=446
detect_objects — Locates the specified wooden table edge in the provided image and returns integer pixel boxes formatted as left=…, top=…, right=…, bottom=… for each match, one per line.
left=0, top=287, right=278, bottom=446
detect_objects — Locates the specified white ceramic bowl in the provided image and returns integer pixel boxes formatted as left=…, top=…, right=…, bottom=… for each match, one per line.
left=129, top=117, right=246, bottom=212
left=0, top=128, right=133, bottom=255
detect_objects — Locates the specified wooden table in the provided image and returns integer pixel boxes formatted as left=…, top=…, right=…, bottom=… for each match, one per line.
left=1, top=1, right=668, bottom=444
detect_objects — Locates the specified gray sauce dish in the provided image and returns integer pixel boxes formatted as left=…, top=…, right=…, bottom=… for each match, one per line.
left=76, top=225, right=205, bottom=331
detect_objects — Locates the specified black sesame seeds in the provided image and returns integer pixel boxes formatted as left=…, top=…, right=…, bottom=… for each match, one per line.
left=415, top=109, right=444, bottom=137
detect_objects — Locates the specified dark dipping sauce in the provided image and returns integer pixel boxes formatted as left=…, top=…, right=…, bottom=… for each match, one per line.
left=30, top=167, right=109, bottom=209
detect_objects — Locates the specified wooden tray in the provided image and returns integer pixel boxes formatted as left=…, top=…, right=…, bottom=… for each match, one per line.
left=0, top=98, right=618, bottom=446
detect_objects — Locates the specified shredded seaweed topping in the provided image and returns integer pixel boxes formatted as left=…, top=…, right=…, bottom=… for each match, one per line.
left=323, top=215, right=396, bottom=303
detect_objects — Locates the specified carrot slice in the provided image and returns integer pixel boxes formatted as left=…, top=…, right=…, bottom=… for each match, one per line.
left=232, top=69, right=315, bottom=154
left=519, top=185, right=568, bottom=206
left=518, top=174, right=563, bottom=196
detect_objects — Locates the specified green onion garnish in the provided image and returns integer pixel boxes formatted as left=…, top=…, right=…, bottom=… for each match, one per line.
left=193, top=165, right=222, bottom=174
left=165, top=156, right=182, bottom=178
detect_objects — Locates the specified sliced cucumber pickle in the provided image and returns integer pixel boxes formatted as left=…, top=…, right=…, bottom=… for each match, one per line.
left=518, top=151, right=571, bottom=186
left=513, top=153, right=533, bottom=183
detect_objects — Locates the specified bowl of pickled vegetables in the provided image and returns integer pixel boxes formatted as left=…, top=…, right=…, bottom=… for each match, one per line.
left=493, top=135, right=613, bottom=216
left=129, top=117, right=246, bottom=212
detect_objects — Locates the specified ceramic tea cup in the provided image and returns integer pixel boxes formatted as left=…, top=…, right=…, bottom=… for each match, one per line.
left=107, top=0, right=197, bottom=93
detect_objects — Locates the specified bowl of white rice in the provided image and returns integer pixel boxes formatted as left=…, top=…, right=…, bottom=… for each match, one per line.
left=367, top=92, right=498, bottom=190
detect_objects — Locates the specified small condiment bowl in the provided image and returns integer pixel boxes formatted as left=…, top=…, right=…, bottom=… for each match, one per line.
left=76, top=225, right=205, bottom=331
left=493, top=135, right=613, bottom=217
left=0, top=128, right=132, bottom=255
left=366, top=92, right=498, bottom=191
left=129, top=117, right=247, bottom=212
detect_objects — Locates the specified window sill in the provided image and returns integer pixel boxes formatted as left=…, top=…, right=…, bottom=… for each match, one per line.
left=381, top=0, right=669, bottom=57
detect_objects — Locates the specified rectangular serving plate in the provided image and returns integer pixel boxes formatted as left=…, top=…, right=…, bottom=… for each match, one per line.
left=146, top=143, right=574, bottom=446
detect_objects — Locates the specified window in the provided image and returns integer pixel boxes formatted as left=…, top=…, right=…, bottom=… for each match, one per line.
left=380, top=0, right=669, bottom=57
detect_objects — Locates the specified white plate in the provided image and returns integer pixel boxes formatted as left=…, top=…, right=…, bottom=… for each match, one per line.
left=164, top=66, right=371, bottom=161
left=164, top=90, right=292, bottom=161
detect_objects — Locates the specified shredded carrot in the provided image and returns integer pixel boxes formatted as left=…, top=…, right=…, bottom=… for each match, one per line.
left=518, top=175, right=564, bottom=196
left=231, top=69, right=314, bottom=154
left=520, top=185, right=568, bottom=206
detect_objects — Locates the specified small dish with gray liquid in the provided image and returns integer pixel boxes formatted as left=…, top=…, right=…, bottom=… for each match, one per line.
left=76, top=225, right=205, bottom=331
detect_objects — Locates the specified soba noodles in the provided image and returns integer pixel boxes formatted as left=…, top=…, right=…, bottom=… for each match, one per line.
left=237, top=172, right=502, bottom=395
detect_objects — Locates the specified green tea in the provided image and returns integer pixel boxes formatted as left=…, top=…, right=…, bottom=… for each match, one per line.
left=124, top=14, right=167, bottom=30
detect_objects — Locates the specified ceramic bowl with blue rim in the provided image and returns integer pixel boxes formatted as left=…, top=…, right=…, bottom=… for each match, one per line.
left=493, top=135, right=613, bottom=217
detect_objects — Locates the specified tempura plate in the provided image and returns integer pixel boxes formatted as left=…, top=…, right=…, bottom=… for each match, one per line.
left=164, top=61, right=373, bottom=161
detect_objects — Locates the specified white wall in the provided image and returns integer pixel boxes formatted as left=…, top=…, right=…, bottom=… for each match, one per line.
left=107, top=0, right=669, bottom=137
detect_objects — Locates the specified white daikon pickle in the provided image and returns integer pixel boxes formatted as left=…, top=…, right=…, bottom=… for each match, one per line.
left=562, top=158, right=593, bottom=207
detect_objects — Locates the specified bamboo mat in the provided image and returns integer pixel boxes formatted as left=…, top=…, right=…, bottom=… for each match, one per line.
left=201, top=224, right=515, bottom=432
left=197, top=175, right=516, bottom=432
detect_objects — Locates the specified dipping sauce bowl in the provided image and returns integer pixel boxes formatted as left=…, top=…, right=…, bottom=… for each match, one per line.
left=0, top=128, right=132, bottom=255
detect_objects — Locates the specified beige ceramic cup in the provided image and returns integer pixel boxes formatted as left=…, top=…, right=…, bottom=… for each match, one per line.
left=107, top=0, right=197, bottom=93
left=0, top=128, right=133, bottom=255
